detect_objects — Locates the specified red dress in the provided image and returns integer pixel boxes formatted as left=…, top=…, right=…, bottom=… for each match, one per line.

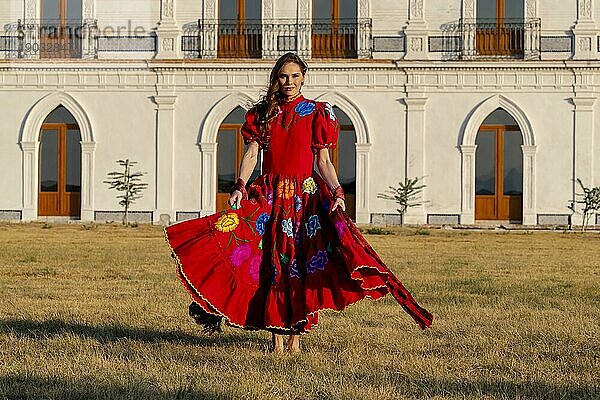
left=165, top=95, right=433, bottom=333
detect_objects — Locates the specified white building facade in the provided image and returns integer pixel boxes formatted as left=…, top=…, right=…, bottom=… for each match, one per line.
left=0, top=0, right=599, bottom=226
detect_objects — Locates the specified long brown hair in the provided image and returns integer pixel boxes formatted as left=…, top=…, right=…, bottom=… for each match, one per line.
left=253, top=52, right=308, bottom=144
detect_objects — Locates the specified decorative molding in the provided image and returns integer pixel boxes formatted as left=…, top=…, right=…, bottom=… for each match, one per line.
left=26, top=0, right=35, bottom=19
left=263, top=0, right=274, bottom=19
left=83, top=0, right=94, bottom=19
left=162, top=0, right=174, bottom=19
left=526, top=0, right=537, bottom=18
left=98, top=36, right=156, bottom=52
left=540, top=36, right=572, bottom=52
left=579, top=0, right=593, bottom=19
left=359, top=0, right=370, bottom=18
left=463, top=0, right=474, bottom=19
left=410, top=0, right=424, bottom=20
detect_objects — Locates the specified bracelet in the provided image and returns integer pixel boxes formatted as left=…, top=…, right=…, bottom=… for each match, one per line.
left=230, top=178, right=248, bottom=200
left=332, top=185, right=345, bottom=201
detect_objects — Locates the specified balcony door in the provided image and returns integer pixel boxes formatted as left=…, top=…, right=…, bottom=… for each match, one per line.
left=218, top=0, right=262, bottom=58
left=216, top=107, right=262, bottom=212
left=476, top=0, right=524, bottom=56
left=312, top=0, right=357, bottom=58
left=40, top=0, right=82, bottom=58
left=475, top=109, right=523, bottom=222
left=38, top=106, right=81, bottom=217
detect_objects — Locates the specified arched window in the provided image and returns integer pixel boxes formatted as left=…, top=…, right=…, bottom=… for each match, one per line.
left=38, top=105, right=81, bottom=217
left=216, top=107, right=262, bottom=212
left=475, top=108, right=523, bottom=221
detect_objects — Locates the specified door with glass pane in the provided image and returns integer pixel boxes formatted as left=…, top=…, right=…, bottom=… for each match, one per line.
left=476, top=0, right=524, bottom=56
left=218, top=0, right=262, bottom=58
left=40, top=0, right=82, bottom=58
left=312, top=0, right=357, bottom=58
left=216, top=108, right=262, bottom=212
left=475, top=125, right=523, bottom=221
left=38, top=123, right=81, bottom=217
left=329, top=107, right=356, bottom=219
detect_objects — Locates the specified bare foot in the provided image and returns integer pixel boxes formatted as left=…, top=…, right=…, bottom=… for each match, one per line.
left=272, top=333, right=284, bottom=354
left=287, top=334, right=300, bottom=353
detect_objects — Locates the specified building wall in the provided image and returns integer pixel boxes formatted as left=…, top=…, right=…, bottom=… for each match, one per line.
left=0, top=1, right=598, bottom=226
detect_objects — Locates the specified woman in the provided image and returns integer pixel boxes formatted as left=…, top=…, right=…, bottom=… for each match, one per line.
left=165, top=53, right=432, bottom=353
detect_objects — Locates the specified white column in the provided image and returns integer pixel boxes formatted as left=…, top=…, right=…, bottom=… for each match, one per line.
left=572, top=0, right=598, bottom=60
left=570, top=96, right=596, bottom=225
left=404, top=0, right=428, bottom=60
left=21, top=141, right=39, bottom=221
left=355, top=143, right=371, bottom=224
left=199, top=142, right=217, bottom=216
left=200, top=0, right=218, bottom=59
left=80, top=142, right=96, bottom=221
left=460, top=145, right=476, bottom=225
left=297, top=0, right=312, bottom=59
left=153, top=95, right=178, bottom=223
left=521, top=145, right=537, bottom=225
left=155, top=0, right=181, bottom=59
left=403, top=97, right=428, bottom=224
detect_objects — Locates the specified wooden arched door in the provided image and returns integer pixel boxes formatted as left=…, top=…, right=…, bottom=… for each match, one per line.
left=475, top=108, right=523, bottom=222
left=38, top=106, right=81, bottom=217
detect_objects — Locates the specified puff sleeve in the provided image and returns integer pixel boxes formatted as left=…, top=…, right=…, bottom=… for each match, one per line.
left=311, top=102, right=340, bottom=154
left=240, top=109, right=262, bottom=147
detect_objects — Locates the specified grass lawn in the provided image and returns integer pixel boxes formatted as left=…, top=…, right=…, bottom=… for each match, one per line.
left=0, top=222, right=598, bottom=400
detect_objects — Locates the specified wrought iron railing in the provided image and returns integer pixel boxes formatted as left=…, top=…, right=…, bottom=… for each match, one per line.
left=1, top=19, right=98, bottom=59
left=182, top=18, right=372, bottom=59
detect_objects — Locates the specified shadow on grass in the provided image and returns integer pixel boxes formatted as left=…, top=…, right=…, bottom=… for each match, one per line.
left=0, top=374, right=227, bottom=400
left=0, top=318, right=259, bottom=348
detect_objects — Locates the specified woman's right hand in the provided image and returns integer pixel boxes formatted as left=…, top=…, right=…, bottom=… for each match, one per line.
left=229, top=190, right=243, bottom=210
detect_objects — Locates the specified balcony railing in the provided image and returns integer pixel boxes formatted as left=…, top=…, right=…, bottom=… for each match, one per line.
left=1, top=19, right=98, bottom=59
left=436, top=18, right=540, bottom=60
left=461, top=18, right=541, bottom=60
left=182, top=18, right=372, bottom=59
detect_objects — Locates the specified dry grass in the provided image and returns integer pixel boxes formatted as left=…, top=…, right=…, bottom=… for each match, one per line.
left=0, top=222, right=598, bottom=400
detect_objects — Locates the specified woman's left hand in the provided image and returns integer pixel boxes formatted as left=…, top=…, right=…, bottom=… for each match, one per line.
left=330, top=198, right=346, bottom=213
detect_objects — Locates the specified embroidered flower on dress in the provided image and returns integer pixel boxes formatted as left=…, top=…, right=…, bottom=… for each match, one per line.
left=271, top=263, right=278, bottom=284
left=324, top=102, right=337, bottom=121
left=215, top=213, right=240, bottom=232
left=307, top=250, right=328, bottom=274
left=295, top=100, right=316, bottom=117
left=229, top=243, right=252, bottom=267
left=282, top=218, right=294, bottom=237
left=334, top=219, right=347, bottom=237
left=302, top=177, right=318, bottom=194
left=293, top=220, right=302, bottom=247
left=305, top=215, right=321, bottom=238
left=248, top=255, right=261, bottom=283
left=290, top=259, right=300, bottom=279
left=266, top=190, right=274, bottom=205
left=255, top=212, right=270, bottom=236
left=280, top=253, right=290, bottom=265
left=294, top=195, right=302, bottom=212
left=276, top=178, right=295, bottom=199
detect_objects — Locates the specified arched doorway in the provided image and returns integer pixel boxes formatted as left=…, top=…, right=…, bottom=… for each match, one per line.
left=216, top=106, right=262, bottom=212
left=475, top=108, right=523, bottom=221
left=330, top=106, right=356, bottom=220
left=38, top=105, right=81, bottom=217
